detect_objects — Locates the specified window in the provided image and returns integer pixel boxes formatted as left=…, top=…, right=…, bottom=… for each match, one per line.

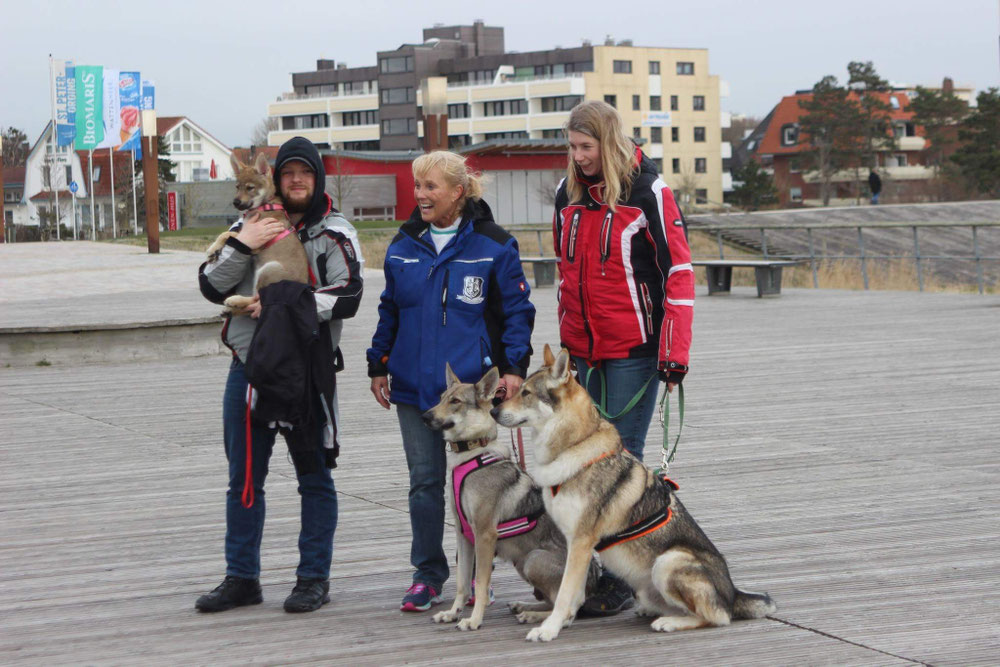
left=380, top=87, right=415, bottom=105
left=541, top=95, right=582, bottom=112
left=482, top=99, right=528, bottom=116
left=379, top=55, right=414, bottom=73
left=694, top=127, right=706, bottom=142
left=693, top=95, right=705, bottom=111
left=604, top=95, right=617, bottom=108
left=649, top=96, right=661, bottom=111
left=671, top=127, right=679, bottom=142
left=650, top=127, right=662, bottom=144
left=65, top=166, right=72, bottom=185
left=789, top=157, right=803, bottom=173
left=780, top=124, right=798, bottom=146
left=676, top=61, right=694, bottom=75
left=282, top=114, right=329, bottom=130
left=790, top=187, right=802, bottom=202
left=381, top=117, right=416, bottom=135
left=447, top=103, right=470, bottom=119
left=889, top=96, right=900, bottom=110
left=483, top=131, right=529, bottom=140
left=4, top=210, right=11, bottom=226
left=893, top=122, right=916, bottom=137
left=353, top=206, right=394, bottom=220
left=541, top=129, right=565, bottom=138
left=672, top=158, right=680, bottom=174
left=343, top=80, right=372, bottom=95
left=192, top=167, right=210, bottom=182
left=894, top=153, right=908, bottom=167
left=448, top=135, right=472, bottom=149
left=613, top=60, right=632, bottom=74
left=42, top=166, right=50, bottom=188
left=342, top=110, right=378, bottom=126
left=695, top=188, right=707, bottom=204
left=342, top=140, right=380, bottom=150
left=93, top=166, right=102, bottom=181
left=670, top=95, right=678, bottom=111
left=632, top=95, right=641, bottom=111
left=304, top=83, right=338, bottom=96
left=649, top=61, right=660, bottom=74
left=653, top=158, right=663, bottom=173
left=633, top=127, right=642, bottom=139
left=695, top=157, right=706, bottom=173
left=533, top=64, right=566, bottom=77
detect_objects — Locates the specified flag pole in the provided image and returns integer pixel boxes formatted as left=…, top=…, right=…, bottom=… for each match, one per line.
left=89, top=149, right=96, bottom=239
left=109, top=147, right=116, bottom=238
left=48, top=55, right=62, bottom=240
left=131, top=149, right=138, bottom=235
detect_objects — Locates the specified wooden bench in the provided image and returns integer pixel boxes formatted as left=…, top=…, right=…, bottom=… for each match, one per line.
left=520, top=256, right=558, bottom=287
left=692, top=259, right=803, bottom=297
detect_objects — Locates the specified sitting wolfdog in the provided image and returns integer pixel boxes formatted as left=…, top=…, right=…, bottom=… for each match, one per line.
left=422, top=365, right=597, bottom=630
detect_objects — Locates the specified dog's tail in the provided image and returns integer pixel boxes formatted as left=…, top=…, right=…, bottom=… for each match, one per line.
left=732, top=589, right=776, bottom=620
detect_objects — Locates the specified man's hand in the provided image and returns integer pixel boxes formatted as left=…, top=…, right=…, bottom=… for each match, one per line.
left=371, top=376, right=391, bottom=409
left=235, top=211, right=284, bottom=250
left=247, top=295, right=262, bottom=319
left=498, top=374, right=523, bottom=398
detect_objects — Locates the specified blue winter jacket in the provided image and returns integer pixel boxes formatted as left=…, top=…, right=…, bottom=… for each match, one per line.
left=367, top=200, right=535, bottom=411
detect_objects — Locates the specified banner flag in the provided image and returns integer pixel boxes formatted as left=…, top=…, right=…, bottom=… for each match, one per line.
left=54, top=59, right=76, bottom=146
left=141, top=80, right=155, bottom=111
left=74, top=66, right=104, bottom=150
left=97, top=68, right=121, bottom=149
left=119, top=71, right=142, bottom=158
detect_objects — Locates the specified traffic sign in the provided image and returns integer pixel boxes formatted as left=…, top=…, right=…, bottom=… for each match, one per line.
left=69, top=181, right=78, bottom=194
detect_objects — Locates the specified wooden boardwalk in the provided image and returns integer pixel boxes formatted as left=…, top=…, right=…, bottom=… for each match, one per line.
left=1, top=249, right=999, bottom=664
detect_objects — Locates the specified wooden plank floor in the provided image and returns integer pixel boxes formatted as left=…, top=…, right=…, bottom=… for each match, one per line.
left=1, top=270, right=999, bottom=665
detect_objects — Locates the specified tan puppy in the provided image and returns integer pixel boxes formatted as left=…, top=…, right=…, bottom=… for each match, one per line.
left=205, top=153, right=309, bottom=315
left=494, top=344, right=775, bottom=642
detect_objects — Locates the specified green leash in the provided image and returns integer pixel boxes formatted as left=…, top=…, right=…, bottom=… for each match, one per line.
left=581, top=365, right=684, bottom=475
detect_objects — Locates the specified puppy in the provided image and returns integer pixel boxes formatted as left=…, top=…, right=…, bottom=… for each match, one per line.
left=205, top=153, right=309, bottom=315
left=494, top=345, right=776, bottom=642
left=422, top=365, right=597, bottom=631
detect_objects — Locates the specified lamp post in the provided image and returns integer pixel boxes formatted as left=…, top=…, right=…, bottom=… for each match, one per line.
left=141, top=110, right=159, bottom=254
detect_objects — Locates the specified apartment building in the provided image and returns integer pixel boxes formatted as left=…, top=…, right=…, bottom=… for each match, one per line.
left=266, top=22, right=730, bottom=205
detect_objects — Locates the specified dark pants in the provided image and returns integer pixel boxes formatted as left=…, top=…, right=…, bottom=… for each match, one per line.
left=396, top=403, right=450, bottom=591
left=222, top=358, right=337, bottom=580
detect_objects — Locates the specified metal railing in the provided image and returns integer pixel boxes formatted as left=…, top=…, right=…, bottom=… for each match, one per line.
left=691, top=221, right=1000, bottom=294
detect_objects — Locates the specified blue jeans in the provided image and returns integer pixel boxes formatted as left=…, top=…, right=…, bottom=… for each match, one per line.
left=222, top=358, right=338, bottom=580
left=396, top=403, right=449, bottom=591
left=573, top=356, right=660, bottom=461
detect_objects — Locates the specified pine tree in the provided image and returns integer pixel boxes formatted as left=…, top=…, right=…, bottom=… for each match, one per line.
left=951, top=88, right=1000, bottom=197
left=798, top=76, right=858, bottom=205
left=731, top=160, right=778, bottom=211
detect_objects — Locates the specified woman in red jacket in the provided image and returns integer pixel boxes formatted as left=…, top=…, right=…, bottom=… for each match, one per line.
left=553, top=100, right=695, bottom=614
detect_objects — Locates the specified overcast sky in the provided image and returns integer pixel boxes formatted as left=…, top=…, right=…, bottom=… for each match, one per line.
left=3, top=0, right=998, bottom=148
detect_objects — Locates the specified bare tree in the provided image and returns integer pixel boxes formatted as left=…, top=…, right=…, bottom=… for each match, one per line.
left=251, top=116, right=278, bottom=148
left=2, top=126, right=30, bottom=167
left=721, top=115, right=762, bottom=149
left=670, top=161, right=700, bottom=208
left=327, top=151, right=356, bottom=213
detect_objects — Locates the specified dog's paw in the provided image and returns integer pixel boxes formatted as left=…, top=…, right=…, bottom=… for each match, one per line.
left=526, top=625, right=559, bottom=642
left=432, top=609, right=460, bottom=624
left=509, top=601, right=527, bottom=614
left=634, top=605, right=658, bottom=617
left=456, top=617, right=481, bottom=631
left=517, top=611, right=550, bottom=624
left=651, top=616, right=690, bottom=633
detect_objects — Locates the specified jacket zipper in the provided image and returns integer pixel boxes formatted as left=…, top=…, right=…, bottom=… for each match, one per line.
left=599, top=211, right=613, bottom=276
left=566, top=210, right=581, bottom=263
left=639, top=283, right=654, bottom=336
left=441, top=268, right=449, bottom=326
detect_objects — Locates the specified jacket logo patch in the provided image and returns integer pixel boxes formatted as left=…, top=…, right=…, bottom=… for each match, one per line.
left=458, top=276, right=485, bottom=304
left=342, top=242, right=356, bottom=261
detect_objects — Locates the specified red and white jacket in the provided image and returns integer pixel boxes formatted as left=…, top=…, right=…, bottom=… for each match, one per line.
left=553, top=149, right=694, bottom=383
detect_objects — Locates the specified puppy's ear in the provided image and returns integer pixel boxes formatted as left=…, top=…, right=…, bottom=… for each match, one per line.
left=475, top=367, right=500, bottom=402
left=230, top=153, right=243, bottom=175
left=445, top=362, right=460, bottom=387
left=543, top=343, right=555, bottom=366
left=254, top=152, right=271, bottom=176
left=551, top=348, right=571, bottom=382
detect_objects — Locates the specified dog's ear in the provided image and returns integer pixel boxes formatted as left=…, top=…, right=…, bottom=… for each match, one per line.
left=445, top=362, right=460, bottom=387
left=475, top=367, right=500, bottom=402
left=543, top=343, right=556, bottom=366
left=230, top=153, right=244, bottom=176
left=550, top=348, right=571, bottom=382
left=254, top=152, right=271, bottom=176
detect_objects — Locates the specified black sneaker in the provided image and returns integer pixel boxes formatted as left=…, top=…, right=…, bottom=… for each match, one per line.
left=195, top=576, right=263, bottom=612
left=578, top=572, right=635, bottom=617
left=284, top=577, right=330, bottom=613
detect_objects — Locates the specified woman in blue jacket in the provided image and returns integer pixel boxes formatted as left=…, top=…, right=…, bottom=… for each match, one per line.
left=367, top=151, right=535, bottom=612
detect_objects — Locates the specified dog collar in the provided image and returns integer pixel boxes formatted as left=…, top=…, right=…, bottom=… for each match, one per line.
left=449, top=437, right=489, bottom=453
left=256, top=203, right=285, bottom=212
left=260, top=226, right=293, bottom=250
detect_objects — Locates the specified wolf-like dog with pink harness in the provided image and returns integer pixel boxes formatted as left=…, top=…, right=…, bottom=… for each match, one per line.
left=422, top=365, right=598, bottom=630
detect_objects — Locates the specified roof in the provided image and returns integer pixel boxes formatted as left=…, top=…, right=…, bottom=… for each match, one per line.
left=756, top=90, right=917, bottom=157
left=30, top=189, right=73, bottom=201
left=158, top=116, right=231, bottom=153
left=74, top=150, right=138, bottom=197
left=3, top=166, right=27, bottom=186
left=460, top=138, right=570, bottom=156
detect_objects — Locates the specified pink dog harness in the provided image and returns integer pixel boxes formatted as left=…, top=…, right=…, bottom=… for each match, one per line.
left=452, top=452, right=542, bottom=544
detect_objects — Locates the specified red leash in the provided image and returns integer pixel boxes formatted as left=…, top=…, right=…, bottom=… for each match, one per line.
left=242, top=385, right=255, bottom=508
left=510, top=428, right=527, bottom=472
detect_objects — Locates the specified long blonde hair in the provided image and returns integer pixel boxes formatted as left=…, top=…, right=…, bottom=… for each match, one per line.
left=565, top=101, right=637, bottom=211
left=412, top=151, right=485, bottom=215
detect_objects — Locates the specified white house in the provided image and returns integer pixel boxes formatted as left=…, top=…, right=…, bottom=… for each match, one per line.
left=158, top=116, right=233, bottom=182
left=20, top=122, right=91, bottom=234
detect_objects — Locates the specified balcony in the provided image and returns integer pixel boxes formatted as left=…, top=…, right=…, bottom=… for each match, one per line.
left=896, top=136, right=926, bottom=151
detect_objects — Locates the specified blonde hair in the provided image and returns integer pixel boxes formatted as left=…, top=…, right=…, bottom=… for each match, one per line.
left=412, top=151, right=484, bottom=210
left=565, top=101, right=638, bottom=211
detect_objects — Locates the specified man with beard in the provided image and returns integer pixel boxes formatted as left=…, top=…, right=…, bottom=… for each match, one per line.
left=195, top=137, right=364, bottom=614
